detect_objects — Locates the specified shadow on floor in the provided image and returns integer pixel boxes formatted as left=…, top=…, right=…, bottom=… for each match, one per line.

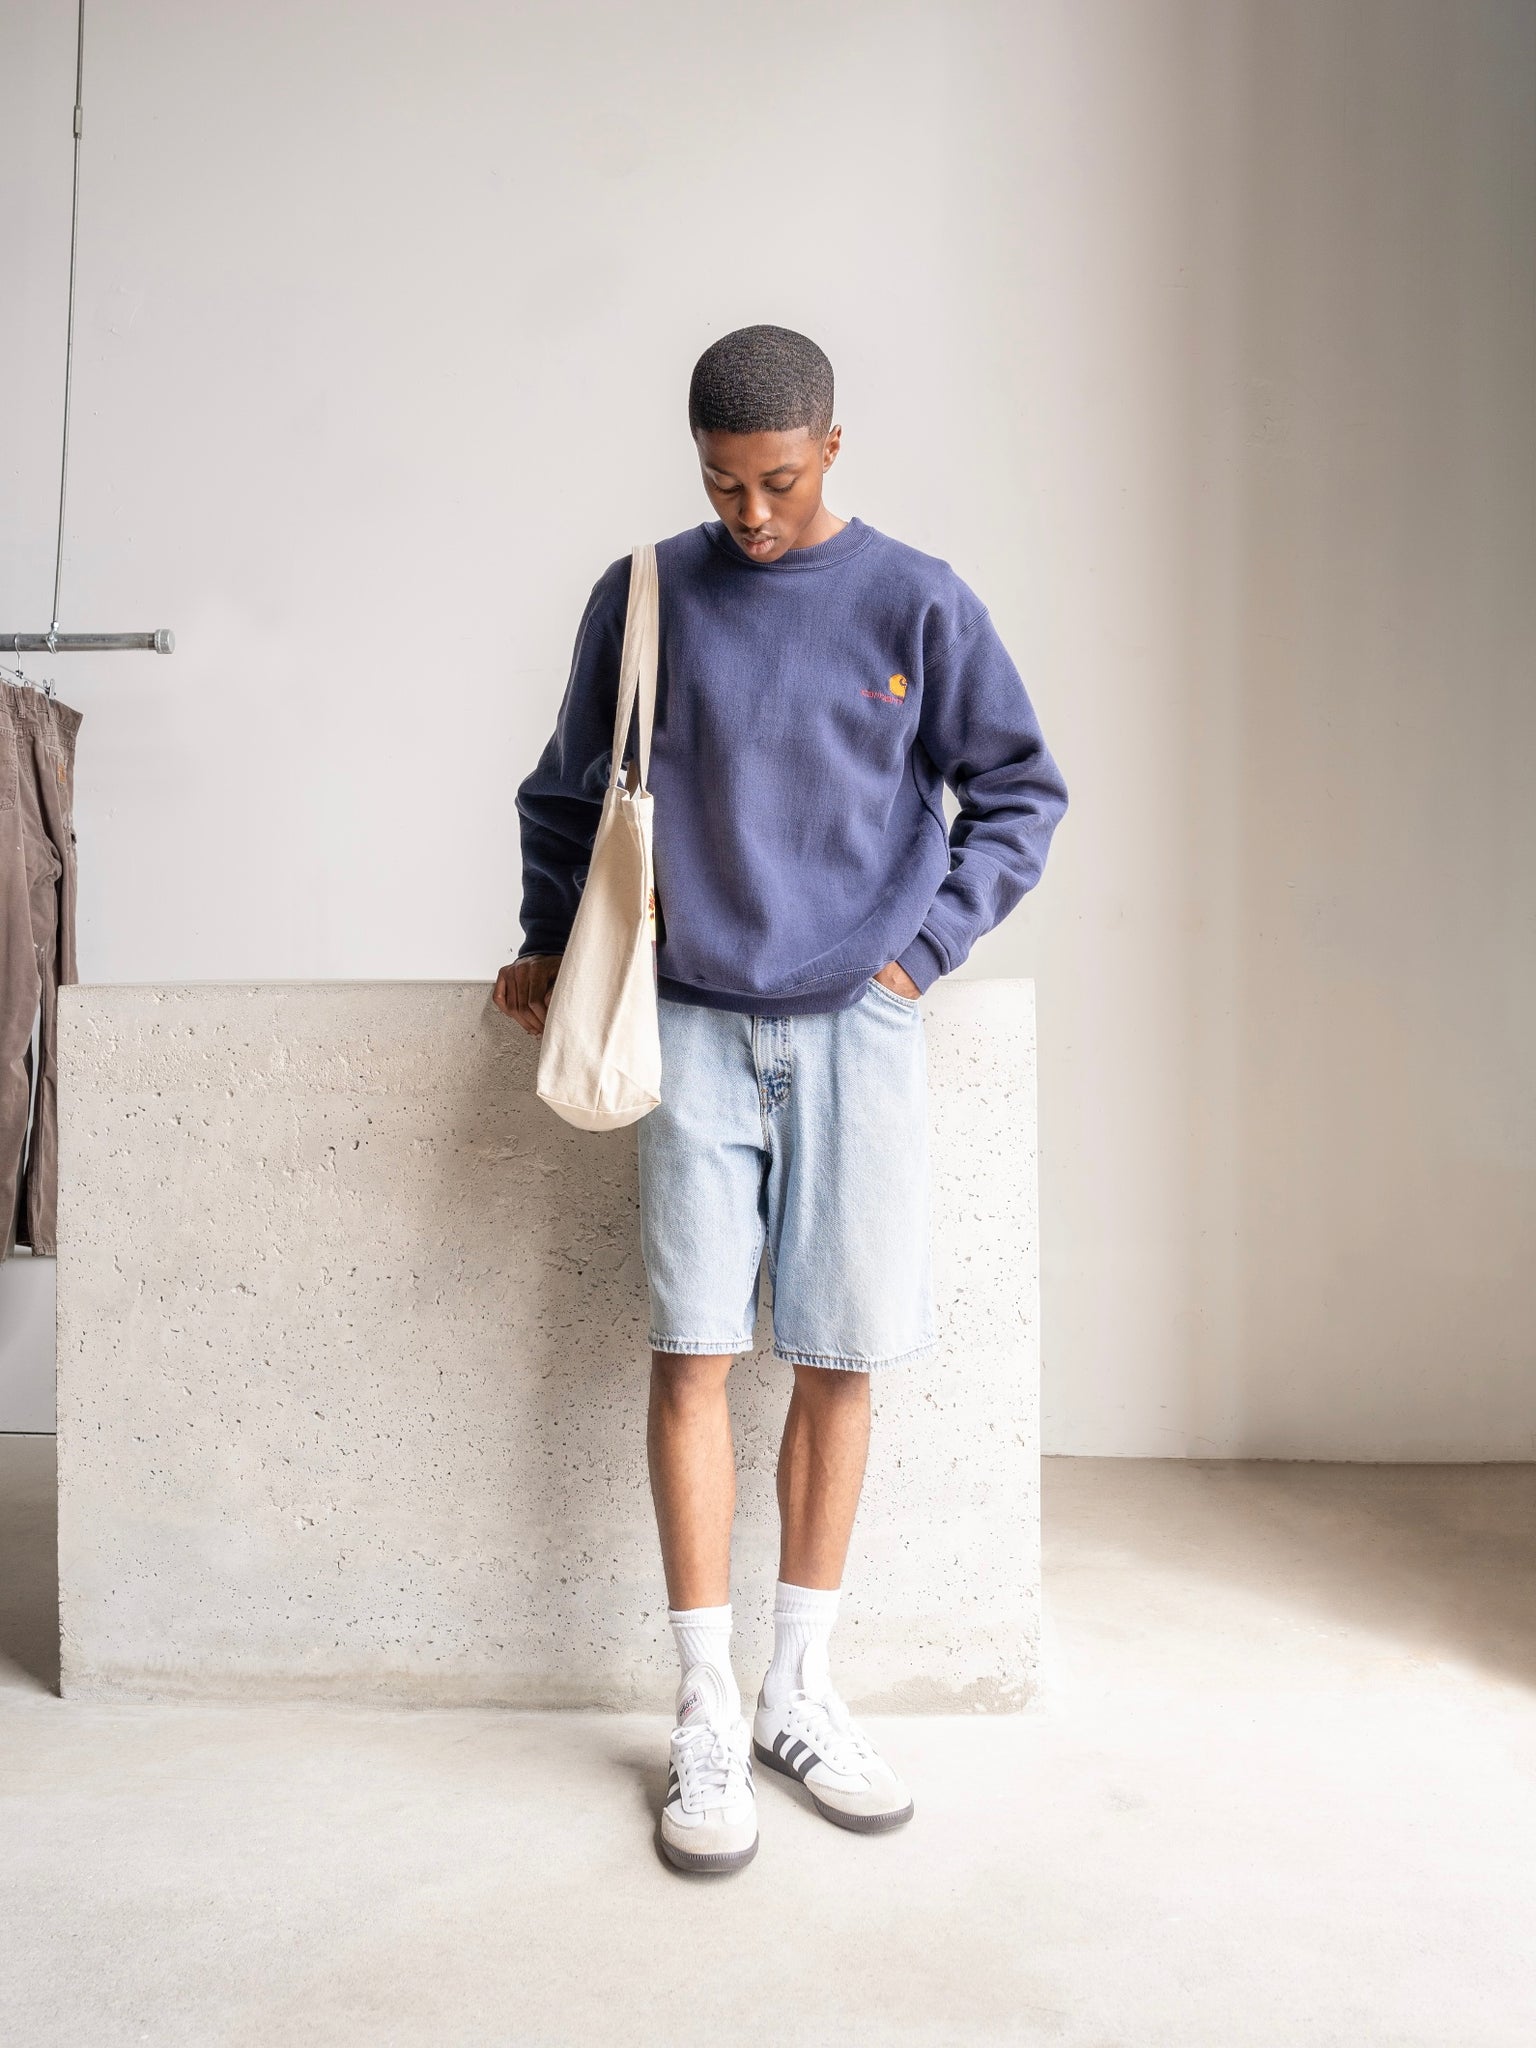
left=0, top=1434, right=60, bottom=1695
left=1042, top=1458, right=1536, bottom=1694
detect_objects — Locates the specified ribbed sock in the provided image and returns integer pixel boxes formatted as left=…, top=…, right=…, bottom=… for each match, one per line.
left=668, top=1602, right=739, bottom=1720
left=762, top=1580, right=841, bottom=1708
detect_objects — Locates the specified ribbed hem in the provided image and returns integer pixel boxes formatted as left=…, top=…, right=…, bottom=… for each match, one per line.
left=774, top=1581, right=842, bottom=1617
left=658, top=971, right=868, bottom=1018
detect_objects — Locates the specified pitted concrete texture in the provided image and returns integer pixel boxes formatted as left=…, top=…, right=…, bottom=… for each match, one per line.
left=55, top=980, right=1038, bottom=1709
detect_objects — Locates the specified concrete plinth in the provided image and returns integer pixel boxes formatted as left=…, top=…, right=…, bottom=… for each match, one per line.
left=55, top=980, right=1038, bottom=1709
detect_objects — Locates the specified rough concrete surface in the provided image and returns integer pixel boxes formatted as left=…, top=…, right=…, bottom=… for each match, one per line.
left=4, top=1451, right=1533, bottom=2048
left=55, top=979, right=1038, bottom=1709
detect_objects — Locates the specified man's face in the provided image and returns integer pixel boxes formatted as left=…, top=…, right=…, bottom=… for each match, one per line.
left=694, top=425, right=841, bottom=562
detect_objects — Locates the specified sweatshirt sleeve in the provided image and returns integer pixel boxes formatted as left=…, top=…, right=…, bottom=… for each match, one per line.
left=512, top=558, right=632, bottom=958
left=894, top=603, right=1068, bottom=996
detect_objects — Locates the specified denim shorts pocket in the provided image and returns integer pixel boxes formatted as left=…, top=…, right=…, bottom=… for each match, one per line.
left=0, top=721, right=17, bottom=811
left=864, top=974, right=920, bottom=1014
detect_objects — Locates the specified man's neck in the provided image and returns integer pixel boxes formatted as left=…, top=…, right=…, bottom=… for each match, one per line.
left=789, top=505, right=847, bottom=551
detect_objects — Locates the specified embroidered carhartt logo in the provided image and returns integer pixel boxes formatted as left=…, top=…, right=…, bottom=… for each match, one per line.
left=859, top=672, right=909, bottom=706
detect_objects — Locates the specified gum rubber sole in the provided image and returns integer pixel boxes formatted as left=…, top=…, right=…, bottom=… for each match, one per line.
left=752, top=1739, right=916, bottom=1833
left=658, top=1828, right=759, bottom=1875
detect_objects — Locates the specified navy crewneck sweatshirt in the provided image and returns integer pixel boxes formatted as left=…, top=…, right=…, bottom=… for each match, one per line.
left=514, top=516, right=1068, bottom=1015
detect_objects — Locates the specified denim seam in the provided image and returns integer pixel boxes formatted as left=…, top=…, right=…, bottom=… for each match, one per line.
left=771, top=1331, right=941, bottom=1371
left=648, top=1334, right=755, bottom=1355
left=753, top=1017, right=774, bottom=1149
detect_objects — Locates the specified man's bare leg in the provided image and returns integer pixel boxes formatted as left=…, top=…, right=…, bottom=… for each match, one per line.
left=776, top=1363, right=871, bottom=1587
left=647, top=1350, right=737, bottom=1608
left=647, top=1354, right=871, bottom=1598
left=758, top=1365, right=913, bottom=1829
left=648, top=1349, right=758, bottom=1870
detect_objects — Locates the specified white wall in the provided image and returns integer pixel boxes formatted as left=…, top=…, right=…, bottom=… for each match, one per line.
left=3, top=0, right=1532, bottom=1457
left=0, top=1258, right=56, bottom=1433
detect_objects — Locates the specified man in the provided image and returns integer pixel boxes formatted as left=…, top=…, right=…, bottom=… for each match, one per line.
left=495, top=325, right=1067, bottom=1874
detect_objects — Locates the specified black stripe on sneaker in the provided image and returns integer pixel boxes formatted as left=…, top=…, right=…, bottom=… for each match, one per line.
left=773, top=1730, right=793, bottom=1759
left=781, top=1738, right=807, bottom=1769
left=793, top=1747, right=822, bottom=1780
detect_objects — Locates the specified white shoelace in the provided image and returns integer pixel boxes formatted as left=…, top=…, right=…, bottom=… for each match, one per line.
left=785, top=1687, right=878, bottom=1776
left=671, top=1721, right=748, bottom=1810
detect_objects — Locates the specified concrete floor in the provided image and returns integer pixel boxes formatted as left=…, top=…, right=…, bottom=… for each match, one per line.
left=3, top=1444, right=1534, bottom=2047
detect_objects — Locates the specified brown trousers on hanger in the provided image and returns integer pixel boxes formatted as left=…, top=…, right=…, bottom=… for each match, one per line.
left=0, top=682, right=81, bottom=1259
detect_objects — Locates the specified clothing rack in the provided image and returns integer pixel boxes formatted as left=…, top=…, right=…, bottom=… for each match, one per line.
left=2, top=633, right=174, bottom=654
left=5, top=1, right=174, bottom=666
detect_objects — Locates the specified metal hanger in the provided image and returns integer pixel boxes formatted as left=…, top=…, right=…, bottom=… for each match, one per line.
left=0, top=661, right=59, bottom=702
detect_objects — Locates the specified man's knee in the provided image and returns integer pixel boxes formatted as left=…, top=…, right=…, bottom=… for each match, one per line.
left=650, top=1349, right=736, bottom=1407
left=791, top=1362, right=871, bottom=1407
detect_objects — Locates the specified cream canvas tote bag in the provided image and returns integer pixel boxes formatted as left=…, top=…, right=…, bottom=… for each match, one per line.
left=534, top=543, right=662, bottom=1131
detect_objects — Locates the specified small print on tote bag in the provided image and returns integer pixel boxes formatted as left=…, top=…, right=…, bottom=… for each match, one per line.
left=534, top=544, right=662, bottom=1131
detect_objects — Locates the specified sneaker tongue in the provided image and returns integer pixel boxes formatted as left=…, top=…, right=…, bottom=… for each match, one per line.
left=677, top=1664, right=730, bottom=1727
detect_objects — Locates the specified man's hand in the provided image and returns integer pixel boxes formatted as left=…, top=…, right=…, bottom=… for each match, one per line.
left=493, top=954, right=563, bottom=1036
left=872, top=959, right=922, bottom=1001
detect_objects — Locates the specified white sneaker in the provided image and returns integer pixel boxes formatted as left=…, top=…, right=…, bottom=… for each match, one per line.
left=752, top=1684, right=915, bottom=1833
left=659, top=1663, right=758, bottom=1875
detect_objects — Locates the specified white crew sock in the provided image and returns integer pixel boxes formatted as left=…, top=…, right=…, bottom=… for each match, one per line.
left=668, top=1603, right=739, bottom=1720
left=762, top=1580, right=841, bottom=1708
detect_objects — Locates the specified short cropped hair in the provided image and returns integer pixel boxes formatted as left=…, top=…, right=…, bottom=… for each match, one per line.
left=688, top=325, right=834, bottom=439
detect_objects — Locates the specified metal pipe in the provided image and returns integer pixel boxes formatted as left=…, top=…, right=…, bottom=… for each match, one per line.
left=51, top=0, right=87, bottom=634
left=23, top=5, right=175, bottom=665
left=1, top=631, right=175, bottom=654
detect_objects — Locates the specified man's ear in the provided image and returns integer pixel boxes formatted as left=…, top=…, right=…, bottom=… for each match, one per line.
left=823, top=423, right=842, bottom=470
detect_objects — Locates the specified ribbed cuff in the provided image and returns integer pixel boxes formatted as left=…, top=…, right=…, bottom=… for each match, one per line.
left=773, top=1580, right=842, bottom=1620
left=895, top=928, right=947, bottom=995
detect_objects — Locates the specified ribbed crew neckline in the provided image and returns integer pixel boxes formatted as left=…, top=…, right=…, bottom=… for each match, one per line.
left=704, top=515, right=874, bottom=573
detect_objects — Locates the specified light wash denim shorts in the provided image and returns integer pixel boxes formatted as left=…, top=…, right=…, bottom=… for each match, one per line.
left=635, top=976, right=939, bottom=1371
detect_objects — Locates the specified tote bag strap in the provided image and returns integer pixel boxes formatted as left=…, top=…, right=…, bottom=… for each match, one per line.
left=610, top=543, right=659, bottom=795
